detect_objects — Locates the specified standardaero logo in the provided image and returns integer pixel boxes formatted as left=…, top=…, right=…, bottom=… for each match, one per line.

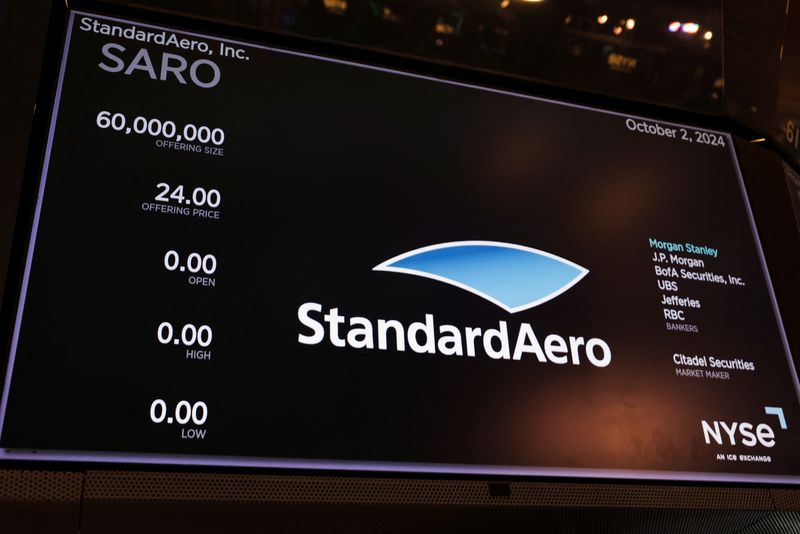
left=296, top=240, right=611, bottom=367
left=373, top=241, right=588, bottom=313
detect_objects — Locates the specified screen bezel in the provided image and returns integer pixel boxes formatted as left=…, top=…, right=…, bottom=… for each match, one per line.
left=0, top=0, right=798, bottom=487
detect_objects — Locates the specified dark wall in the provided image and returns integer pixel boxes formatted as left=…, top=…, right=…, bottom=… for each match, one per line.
left=0, top=0, right=51, bottom=308
left=0, top=0, right=8, bottom=28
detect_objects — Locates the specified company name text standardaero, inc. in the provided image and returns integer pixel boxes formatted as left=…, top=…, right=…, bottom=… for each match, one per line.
left=296, top=303, right=612, bottom=367
left=79, top=16, right=213, bottom=53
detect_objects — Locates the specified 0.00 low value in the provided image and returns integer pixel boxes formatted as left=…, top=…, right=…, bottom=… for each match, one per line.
left=150, top=399, right=208, bottom=425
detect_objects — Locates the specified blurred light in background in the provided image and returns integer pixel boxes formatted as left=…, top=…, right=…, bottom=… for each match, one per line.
left=681, top=22, right=700, bottom=34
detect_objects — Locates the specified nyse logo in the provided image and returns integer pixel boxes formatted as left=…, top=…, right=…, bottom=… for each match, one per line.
left=701, top=406, right=787, bottom=448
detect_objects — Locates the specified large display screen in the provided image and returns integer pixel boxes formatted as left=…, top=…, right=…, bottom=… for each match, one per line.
left=1, top=9, right=799, bottom=483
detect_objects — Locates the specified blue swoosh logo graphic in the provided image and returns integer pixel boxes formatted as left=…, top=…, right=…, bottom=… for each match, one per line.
left=374, top=241, right=588, bottom=313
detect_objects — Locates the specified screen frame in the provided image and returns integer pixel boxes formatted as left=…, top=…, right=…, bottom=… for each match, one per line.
left=0, top=0, right=798, bottom=487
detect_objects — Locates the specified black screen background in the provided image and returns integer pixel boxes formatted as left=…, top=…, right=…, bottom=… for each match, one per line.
left=1, top=11, right=799, bottom=479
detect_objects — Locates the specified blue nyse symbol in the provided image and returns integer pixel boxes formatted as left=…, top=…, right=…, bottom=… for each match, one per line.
left=765, top=406, right=788, bottom=430
left=374, top=241, right=589, bottom=313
